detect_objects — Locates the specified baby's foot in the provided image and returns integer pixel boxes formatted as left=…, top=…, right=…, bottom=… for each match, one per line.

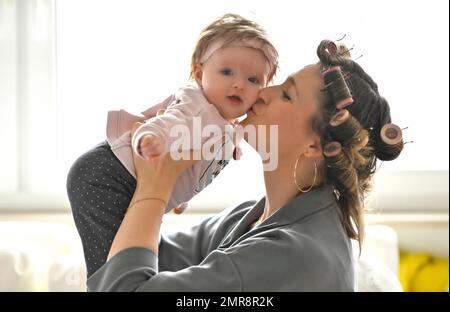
left=139, top=134, right=165, bottom=160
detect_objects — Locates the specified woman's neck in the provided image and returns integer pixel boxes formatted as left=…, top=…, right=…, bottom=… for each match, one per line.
left=260, top=163, right=300, bottom=221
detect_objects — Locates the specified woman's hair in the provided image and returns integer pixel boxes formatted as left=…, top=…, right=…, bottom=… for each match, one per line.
left=189, top=13, right=279, bottom=83
left=312, top=40, right=404, bottom=250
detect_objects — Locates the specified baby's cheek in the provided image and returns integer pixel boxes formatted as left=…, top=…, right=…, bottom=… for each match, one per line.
left=248, top=88, right=261, bottom=103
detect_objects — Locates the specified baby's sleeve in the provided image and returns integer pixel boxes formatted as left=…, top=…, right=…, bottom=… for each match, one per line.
left=131, top=85, right=214, bottom=157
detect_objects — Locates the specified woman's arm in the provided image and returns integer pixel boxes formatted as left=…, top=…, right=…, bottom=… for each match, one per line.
left=107, top=122, right=197, bottom=260
left=106, top=168, right=171, bottom=260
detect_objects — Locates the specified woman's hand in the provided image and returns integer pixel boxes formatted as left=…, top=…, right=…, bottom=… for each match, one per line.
left=130, top=116, right=198, bottom=198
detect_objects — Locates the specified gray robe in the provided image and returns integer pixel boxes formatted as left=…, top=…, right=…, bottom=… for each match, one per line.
left=87, top=185, right=355, bottom=291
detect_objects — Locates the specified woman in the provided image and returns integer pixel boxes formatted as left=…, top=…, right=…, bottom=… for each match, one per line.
left=75, top=40, right=404, bottom=291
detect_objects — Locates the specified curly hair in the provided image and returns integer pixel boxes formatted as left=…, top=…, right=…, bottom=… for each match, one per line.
left=312, top=40, right=404, bottom=251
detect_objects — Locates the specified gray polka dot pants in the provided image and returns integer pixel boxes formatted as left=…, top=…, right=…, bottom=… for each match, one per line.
left=66, top=141, right=136, bottom=277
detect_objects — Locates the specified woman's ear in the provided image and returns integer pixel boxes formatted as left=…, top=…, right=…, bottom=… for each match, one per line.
left=193, top=64, right=203, bottom=87
left=304, top=135, right=323, bottom=159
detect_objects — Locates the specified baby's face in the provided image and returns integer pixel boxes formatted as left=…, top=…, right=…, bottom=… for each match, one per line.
left=194, top=46, right=270, bottom=122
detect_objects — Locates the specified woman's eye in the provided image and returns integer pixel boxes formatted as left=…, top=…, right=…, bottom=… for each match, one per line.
left=248, top=76, right=260, bottom=85
left=282, top=91, right=291, bottom=101
left=221, top=69, right=232, bottom=76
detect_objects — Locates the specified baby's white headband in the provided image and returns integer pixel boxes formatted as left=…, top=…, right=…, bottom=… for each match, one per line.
left=200, top=38, right=277, bottom=79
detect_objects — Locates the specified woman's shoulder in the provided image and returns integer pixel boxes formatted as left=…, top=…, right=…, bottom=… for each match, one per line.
left=224, top=206, right=352, bottom=268
left=222, top=227, right=354, bottom=291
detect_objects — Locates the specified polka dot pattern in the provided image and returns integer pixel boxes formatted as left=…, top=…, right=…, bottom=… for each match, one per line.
left=66, top=141, right=136, bottom=277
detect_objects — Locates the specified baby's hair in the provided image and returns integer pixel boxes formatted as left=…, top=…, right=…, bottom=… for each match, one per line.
left=190, top=13, right=279, bottom=83
left=313, top=40, right=404, bottom=252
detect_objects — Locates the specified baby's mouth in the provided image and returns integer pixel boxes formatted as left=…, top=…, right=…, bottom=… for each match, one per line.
left=228, top=95, right=242, bottom=103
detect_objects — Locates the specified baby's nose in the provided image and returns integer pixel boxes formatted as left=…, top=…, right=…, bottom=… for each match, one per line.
left=233, top=78, right=244, bottom=89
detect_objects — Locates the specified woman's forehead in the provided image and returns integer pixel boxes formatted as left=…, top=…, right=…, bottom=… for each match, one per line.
left=288, top=64, right=325, bottom=116
left=290, top=64, right=323, bottom=92
left=291, top=64, right=321, bottom=81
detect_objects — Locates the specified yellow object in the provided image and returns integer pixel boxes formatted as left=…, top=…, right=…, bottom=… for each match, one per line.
left=399, top=251, right=449, bottom=292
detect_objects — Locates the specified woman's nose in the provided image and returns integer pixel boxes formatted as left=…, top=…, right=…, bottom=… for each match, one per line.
left=257, top=87, right=271, bottom=104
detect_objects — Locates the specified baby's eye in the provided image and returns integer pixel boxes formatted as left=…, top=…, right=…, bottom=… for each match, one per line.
left=248, top=76, right=260, bottom=85
left=221, top=69, right=233, bottom=76
left=282, top=90, right=291, bottom=101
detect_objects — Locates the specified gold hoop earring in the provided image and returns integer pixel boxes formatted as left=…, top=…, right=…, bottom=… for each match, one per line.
left=294, top=155, right=317, bottom=193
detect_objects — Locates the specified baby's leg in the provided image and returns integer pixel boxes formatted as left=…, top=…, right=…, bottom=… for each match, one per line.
left=66, top=141, right=136, bottom=277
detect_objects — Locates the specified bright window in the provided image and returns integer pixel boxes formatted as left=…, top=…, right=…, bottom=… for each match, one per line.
left=1, top=0, right=448, bottom=212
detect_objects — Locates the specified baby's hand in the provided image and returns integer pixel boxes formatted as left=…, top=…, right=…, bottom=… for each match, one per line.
left=139, top=134, right=165, bottom=161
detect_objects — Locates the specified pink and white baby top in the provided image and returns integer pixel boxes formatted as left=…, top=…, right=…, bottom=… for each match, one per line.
left=106, top=84, right=241, bottom=213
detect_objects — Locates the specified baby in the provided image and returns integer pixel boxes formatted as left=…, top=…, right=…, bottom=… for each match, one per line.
left=106, top=14, right=278, bottom=213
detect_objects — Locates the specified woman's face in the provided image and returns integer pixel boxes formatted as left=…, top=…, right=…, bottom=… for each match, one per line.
left=241, top=64, right=325, bottom=165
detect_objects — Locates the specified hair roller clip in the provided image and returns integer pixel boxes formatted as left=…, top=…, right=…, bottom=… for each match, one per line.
left=324, top=40, right=338, bottom=55
left=322, top=66, right=354, bottom=109
left=338, top=43, right=354, bottom=57
left=380, top=124, right=402, bottom=145
left=337, top=46, right=351, bottom=58
left=322, top=65, right=340, bottom=76
left=336, top=34, right=346, bottom=41
left=330, top=109, right=350, bottom=127
left=337, top=98, right=354, bottom=110
left=356, top=134, right=369, bottom=151
left=324, top=141, right=342, bottom=158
